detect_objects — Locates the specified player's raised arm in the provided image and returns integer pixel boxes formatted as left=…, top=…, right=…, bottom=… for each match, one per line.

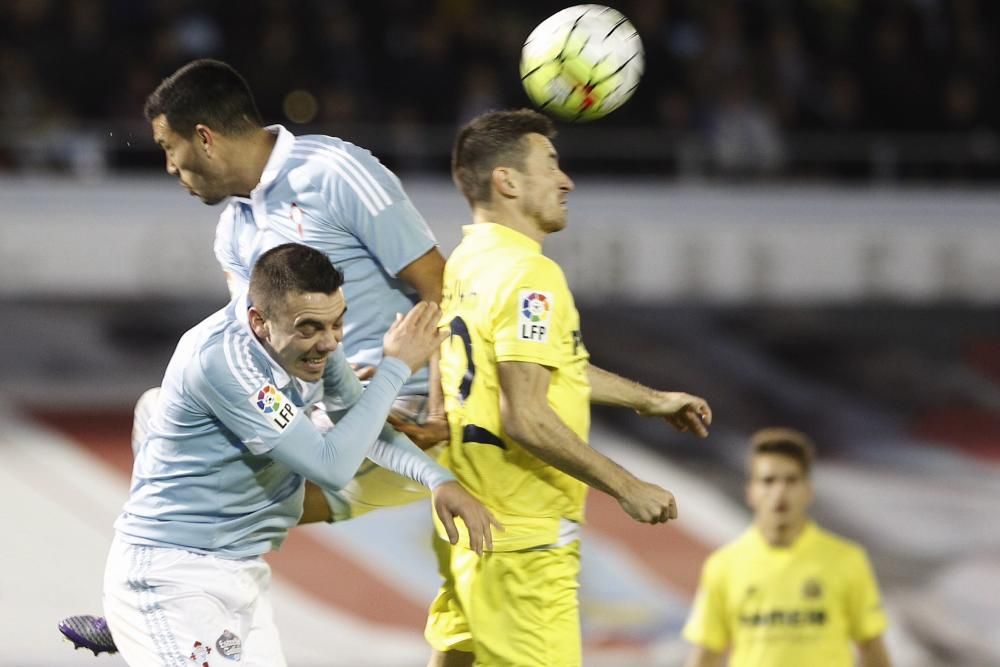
left=587, top=364, right=712, bottom=437
left=498, top=360, right=677, bottom=524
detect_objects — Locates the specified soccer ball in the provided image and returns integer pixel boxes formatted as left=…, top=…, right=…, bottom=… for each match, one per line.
left=520, top=5, right=644, bottom=122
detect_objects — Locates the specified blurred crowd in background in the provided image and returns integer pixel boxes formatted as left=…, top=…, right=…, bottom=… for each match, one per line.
left=1, top=0, right=998, bottom=178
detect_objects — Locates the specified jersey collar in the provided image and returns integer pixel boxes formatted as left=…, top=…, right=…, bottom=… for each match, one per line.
left=463, top=222, right=542, bottom=254
left=256, top=124, right=295, bottom=191
left=229, top=125, right=296, bottom=207
left=749, top=520, right=818, bottom=554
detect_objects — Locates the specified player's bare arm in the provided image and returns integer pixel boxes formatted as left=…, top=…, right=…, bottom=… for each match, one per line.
left=858, top=635, right=892, bottom=667
left=587, top=365, right=712, bottom=438
left=396, top=248, right=446, bottom=304
left=394, top=248, right=450, bottom=446
left=683, top=645, right=725, bottom=667
left=498, top=360, right=677, bottom=524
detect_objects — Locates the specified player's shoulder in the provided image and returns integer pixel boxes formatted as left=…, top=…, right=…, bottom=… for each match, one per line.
left=291, top=134, right=383, bottom=169
left=705, top=534, right=748, bottom=571
left=700, top=527, right=766, bottom=575
left=810, top=523, right=869, bottom=561
left=186, top=307, right=266, bottom=388
left=510, top=252, right=566, bottom=282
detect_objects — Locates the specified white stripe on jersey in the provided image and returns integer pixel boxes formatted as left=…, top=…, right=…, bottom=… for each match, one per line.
left=294, top=139, right=392, bottom=207
left=223, top=328, right=266, bottom=394
left=290, top=149, right=380, bottom=217
left=292, top=140, right=393, bottom=210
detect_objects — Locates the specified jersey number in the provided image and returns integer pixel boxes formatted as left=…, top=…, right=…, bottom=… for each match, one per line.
left=449, top=316, right=475, bottom=403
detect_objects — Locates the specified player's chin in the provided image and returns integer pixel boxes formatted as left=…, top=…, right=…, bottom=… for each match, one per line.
left=297, top=358, right=327, bottom=380
left=544, top=213, right=568, bottom=232
left=200, top=192, right=227, bottom=205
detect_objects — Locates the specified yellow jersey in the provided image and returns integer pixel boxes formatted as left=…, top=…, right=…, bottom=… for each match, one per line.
left=683, top=522, right=888, bottom=667
left=438, top=223, right=591, bottom=551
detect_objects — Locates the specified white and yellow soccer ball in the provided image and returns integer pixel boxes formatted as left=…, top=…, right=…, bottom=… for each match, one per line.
left=520, top=4, right=644, bottom=122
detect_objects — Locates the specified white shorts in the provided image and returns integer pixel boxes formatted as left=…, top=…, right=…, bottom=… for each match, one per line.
left=132, top=389, right=441, bottom=523
left=103, top=534, right=284, bottom=667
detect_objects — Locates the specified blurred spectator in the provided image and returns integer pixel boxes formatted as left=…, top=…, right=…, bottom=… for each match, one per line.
left=0, top=0, right=996, bottom=178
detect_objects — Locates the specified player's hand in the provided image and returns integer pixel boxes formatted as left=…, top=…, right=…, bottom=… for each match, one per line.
left=350, top=364, right=377, bottom=381
left=638, top=392, right=712, bottom=438
left=387, top=412, right=450, bottom=450
left=617, top=479, right=678, bottom=524
left=431, top=481, right=504, bottom=555
left=382, top=302, right=449, bottom=373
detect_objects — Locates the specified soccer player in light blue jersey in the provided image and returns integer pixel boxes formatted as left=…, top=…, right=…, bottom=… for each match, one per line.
left=102, top=243, right=496, bottom=666
left=145, top=59, right=450, bottom=524
left=60, top=59, right=457, bottom=657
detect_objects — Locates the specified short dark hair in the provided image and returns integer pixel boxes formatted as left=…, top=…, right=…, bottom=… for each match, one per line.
left=144, top=59, right=263, bottom=137
left=452, top=108, right=556, bottom=206
left=249, top=244, right=344, bottom=317
left=749, top=427, right=816, bottom=475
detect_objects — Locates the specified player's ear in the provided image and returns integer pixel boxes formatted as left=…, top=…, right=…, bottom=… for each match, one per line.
left=492, top=167, right=518, bottom=198
left=248, top=307, right=269, bottom=340
left=194, top=124, right=214, bottom=155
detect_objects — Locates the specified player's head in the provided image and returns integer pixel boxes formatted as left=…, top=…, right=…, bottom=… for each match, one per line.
left=745, top=427, right=815, bottom=544
left=452, top=109, right=574, bottom=234
left=248, top=244, right=346, bottom=382
left=145, top=59, right=263, bottom=205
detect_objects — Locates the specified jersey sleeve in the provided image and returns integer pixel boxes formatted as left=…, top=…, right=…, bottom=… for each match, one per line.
left=492, top=256, right=570, bottom=368
left=682, top=552, right=731, bottom=652
left=321, top=346, right=364, bottom=411
left=845, top=547, right=888, bottom=641
left=321, top=145, right=437, bottom=278
left=186, top=342, right=309, bottom=456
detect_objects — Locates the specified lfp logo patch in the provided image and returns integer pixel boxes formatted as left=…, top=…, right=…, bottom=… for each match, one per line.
left=256, top=384, right=282, bottom=413
left=251, top=384, right=297, bottom=432
left=518, top=291, right=552, bottom=342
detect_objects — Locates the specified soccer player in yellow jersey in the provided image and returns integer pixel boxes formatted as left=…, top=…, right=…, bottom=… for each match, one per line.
left=419, top=109, right=713, bottom=667
left=683, top=428, right=892, bottom=667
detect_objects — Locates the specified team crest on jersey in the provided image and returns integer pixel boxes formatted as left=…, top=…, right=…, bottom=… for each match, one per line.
left=802, top=578, right=823, bottom=599
left=251, top=384, right=297, bottom=432
left=189, top=641, right=212, bottom=666
left=215, top=629, right=242, bottom=660
left=518, top=290, right=552, bottom=342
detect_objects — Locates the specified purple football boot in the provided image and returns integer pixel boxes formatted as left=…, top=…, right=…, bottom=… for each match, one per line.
left=58, top=615, right=118, bottom=655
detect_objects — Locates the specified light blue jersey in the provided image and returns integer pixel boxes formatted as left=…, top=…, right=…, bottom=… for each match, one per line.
left=115, top=295, right=453, bottom=558
left=214, top=125, right=437, bottom=395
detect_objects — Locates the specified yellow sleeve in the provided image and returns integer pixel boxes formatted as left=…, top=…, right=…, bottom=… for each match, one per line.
left=492, top=256, right=569, bottom=367
left=846, top=547, right=888, bottom=641
left=682, top=552, right=731, bottom=652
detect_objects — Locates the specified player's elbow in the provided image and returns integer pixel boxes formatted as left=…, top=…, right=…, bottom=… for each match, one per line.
left=501, top=404, right=548, bottom=453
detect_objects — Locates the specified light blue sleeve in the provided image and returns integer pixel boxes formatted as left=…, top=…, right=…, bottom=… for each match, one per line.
left=322, top=348, right=452, bottom=489
left=324, top=147, right=438, bottom=277
left=368, top=425, right=455, bottom=490
left=186, top=344, right=308, bottom=456
left=268, top=357, right=413, bottom=490
left=189, top=344, right=413, bottom=491
left=321, top=346, right=364, bottom=411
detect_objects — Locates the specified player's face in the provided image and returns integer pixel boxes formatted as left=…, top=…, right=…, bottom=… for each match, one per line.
left=260, top=289, right=346, bottom=382
left=519, top=134, right=574, bottom=233
left=151, top=114, right=229, bottom=205
left=746, top=453, right=814, bottom=540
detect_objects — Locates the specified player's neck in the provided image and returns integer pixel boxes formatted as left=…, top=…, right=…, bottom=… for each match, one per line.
left=231, top=129, right=278, bottom=197
left=472, top=207, right=547, bottom=245
left=756, top=516, right=808, bottom=548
